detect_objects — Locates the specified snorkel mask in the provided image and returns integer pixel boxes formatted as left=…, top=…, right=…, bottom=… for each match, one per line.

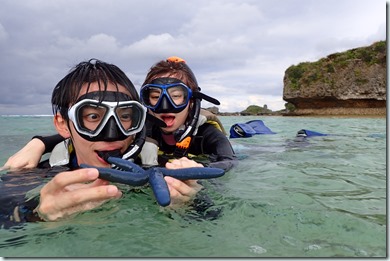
left=140, top=77, right=192, bottom=113
left=140, top=77, right=220, bottom=114
left=68, top=91, right=147, bottom=142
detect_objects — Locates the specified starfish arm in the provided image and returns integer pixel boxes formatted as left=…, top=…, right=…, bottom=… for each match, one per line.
left=106, top=157, right=145, bottom=173
left=148, top=169, right=171, bottom=207
left=159, top=167, right=225, bottom=180
left=80, top=164, right=148, bottom=186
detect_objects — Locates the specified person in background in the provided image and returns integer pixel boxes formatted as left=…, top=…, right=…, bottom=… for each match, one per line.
left=1, top=59, right=202, bottom=224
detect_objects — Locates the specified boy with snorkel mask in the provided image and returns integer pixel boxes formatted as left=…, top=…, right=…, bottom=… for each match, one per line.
left=2, top=59, right=203, bottom=223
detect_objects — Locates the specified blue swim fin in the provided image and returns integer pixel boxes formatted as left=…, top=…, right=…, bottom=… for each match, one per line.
left=296, top=129, right=327, bottom=137
left=246, top=120, right=276, bottom=134
left=229, top=120, right=275, bottom=138
left=229, top=123, right=256, bottom=138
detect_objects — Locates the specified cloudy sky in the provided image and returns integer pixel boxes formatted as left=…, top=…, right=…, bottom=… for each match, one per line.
left=0, top=0, right=386, bottom=115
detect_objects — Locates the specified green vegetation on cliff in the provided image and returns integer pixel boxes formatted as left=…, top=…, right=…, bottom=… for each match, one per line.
left=285, top=40, right=386, bottom=90
left=283, top=40, right=386, bottom=115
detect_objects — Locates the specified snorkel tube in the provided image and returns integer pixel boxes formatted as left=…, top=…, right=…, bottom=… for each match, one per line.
left=101, top=113, right=168, bottom=162
left=173, top=98, right=201, bottom=157
left=122, top=113, right=168, bottom=161
left=121, top=126, right=146, bottom=161
left=173, top=91, right=221, bottom=157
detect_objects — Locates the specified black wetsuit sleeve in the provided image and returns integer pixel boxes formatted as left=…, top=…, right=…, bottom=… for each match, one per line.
left=192, top=124, right=237, bottom=171
left=32, top=134, right=65, bottom=154
left=0, top=170, right=53, bottom=228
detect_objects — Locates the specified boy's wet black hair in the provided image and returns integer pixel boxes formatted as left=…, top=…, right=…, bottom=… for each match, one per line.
left=51, top=58, right=140, bottom=120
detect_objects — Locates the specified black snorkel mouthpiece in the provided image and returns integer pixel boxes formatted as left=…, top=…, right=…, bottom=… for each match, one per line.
left=97, top=149, right=122, bottom=162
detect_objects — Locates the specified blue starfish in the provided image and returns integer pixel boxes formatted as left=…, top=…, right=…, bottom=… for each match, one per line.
left=80, top=157, right=225, bottom=207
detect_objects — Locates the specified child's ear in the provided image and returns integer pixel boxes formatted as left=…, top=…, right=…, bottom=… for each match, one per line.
left=53, top=113, right=71, bottom=138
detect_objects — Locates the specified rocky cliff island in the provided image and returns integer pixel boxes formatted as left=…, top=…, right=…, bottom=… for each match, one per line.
left=283, top=41, right=386, bottom=116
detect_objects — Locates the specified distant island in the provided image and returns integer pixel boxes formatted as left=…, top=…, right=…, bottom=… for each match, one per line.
left=204, top=105, right=284, bottom=116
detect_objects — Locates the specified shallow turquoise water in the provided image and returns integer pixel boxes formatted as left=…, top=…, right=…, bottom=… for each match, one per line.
left=0, top=115, right=386, bottom=257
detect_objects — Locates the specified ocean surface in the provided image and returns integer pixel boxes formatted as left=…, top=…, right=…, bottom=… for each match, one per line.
left=0, top=115, right=386, bottom=257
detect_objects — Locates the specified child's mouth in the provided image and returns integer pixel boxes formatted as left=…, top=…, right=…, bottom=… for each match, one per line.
left=161, top=115, right=175, bottom=127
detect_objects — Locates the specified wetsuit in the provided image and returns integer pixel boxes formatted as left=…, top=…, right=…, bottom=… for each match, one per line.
left=0, top=142, right=78, bottom=229
left=147, top=121, right=236, bottom=171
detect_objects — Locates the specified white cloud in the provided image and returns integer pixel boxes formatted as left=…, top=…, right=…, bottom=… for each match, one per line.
left=0, top=23, right=8, bottom=43
left=180, top=1, right=264, bottom=40
left=0, top=0, right=385, bottom=115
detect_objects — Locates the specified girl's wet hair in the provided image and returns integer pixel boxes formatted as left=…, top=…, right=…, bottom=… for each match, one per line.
left=142, top=57, right=200, bottom=92
left=51, top=58, right=139, bottom=120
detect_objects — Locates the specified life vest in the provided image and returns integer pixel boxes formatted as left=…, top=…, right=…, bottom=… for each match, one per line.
left=49, top=139, right=73, bottom=167
left=198, top=108, right=226, bottom=135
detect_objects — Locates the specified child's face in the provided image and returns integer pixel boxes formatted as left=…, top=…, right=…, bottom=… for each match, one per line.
left=64, top=82, right=135, bottom=167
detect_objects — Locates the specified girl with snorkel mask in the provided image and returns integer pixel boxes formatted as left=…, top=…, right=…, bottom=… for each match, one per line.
left=139, top=56, right=236, bottom=171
